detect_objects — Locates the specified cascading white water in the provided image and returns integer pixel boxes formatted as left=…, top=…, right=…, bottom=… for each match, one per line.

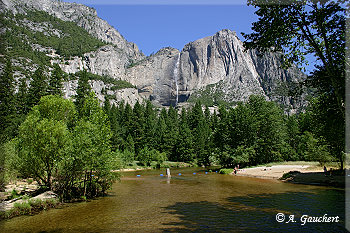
left=174, top=53, right=180, bottom=106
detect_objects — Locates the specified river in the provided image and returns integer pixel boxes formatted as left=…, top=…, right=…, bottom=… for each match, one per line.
left=0, top=168, right=346, bottom=232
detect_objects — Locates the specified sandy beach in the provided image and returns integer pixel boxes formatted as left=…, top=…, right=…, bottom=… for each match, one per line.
left=236, top=165, right=345, bottom=187
left=236, top=165, right=318, bottom=179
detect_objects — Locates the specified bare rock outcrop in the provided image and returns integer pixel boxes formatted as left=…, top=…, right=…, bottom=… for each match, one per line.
left=125, top=29, right=306, bottom=110
left=1, top=0, right=306, bottom=110
left=1, top=0, right=144, bottom=61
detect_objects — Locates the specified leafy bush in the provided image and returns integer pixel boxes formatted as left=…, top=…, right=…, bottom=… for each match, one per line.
left=9, top=189, right=20, bottom=200
left=299, top=131, right=334, bottom=165
left=138, top=147, right=167, bottom=167
left=280, top=171, right=300, bottom=180
left=2, top=198, right=59, bottom=219
left=219, top=168, right=234, bottom=174
left=13, top=201, right=31, bottom=214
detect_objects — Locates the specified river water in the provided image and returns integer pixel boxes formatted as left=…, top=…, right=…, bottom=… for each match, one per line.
left=0, top=168, right=347, bottom=232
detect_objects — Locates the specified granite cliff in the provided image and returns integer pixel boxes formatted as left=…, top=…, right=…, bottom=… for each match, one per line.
left=1, top=0, right=306, bottom=111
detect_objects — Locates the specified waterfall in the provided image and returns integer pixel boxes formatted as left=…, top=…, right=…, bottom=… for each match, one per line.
left=174, top=53, right=180, bottom=106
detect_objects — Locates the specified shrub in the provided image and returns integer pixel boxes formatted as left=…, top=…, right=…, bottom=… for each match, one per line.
left=9, top=189, right=20, bottom=199
left=13, top=201, right=32, bottom=215
left=219, top=168, right=234, bottom=174
left=280, top=171, right=300, bottom=180
left=2, top=198, right=59, bottom=219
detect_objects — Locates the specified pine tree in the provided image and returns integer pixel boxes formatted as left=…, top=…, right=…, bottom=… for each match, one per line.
left=246, top=95, right=287, bottom=165
left=154, top=109, right=167, bottom=153
left=27, top=66, right=48, bottom=109
left=143, top=101, right=157, bottom=150
left=124, top=134, right=135, bottom=155
left=109, top=104, right=123, bottom=151
left=176, top=109, right=194, bottom=162
left=213, top=105, right=230, bottom=152
left=16, top=78, right=29, bottom=115
left=163, top=106, right=179, bottom=160
left=0, top=59, right=16, bottom=140
left=75, top=69, right=91, bottom=116
left=194, top=118, right=211, bottom=166
left=121, top=103, right=133, bottom=140
left=48, top=64, right=64, bottom=96
left=189, top=101, right=204, bottom=130
left=132, top=101, right=146, bottom=155
left=103, top=95, right=111, bottom=116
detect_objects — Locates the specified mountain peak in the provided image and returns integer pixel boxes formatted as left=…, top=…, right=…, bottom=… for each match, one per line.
left=155, top=47, right=180, bottom=56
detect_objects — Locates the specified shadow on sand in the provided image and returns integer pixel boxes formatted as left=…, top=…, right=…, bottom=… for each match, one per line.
left=283, top=171, right=345, bottom=188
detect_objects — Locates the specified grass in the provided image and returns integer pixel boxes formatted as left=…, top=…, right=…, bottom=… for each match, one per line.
left=9, top=189, right=20, bottom=200
left=0, top=198, right=60, bottom=220
left=27, top=178, right=33, bottom=185
left=219, top=168, right=234, bottom=174
left=279, top=171, right=301, bottom=180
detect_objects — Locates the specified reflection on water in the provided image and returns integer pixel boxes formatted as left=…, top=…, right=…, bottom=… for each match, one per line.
left=0, top=168, right=346, bottom=232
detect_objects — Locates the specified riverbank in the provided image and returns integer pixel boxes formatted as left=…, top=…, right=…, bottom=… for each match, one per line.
left=235, top=164, right=345, bottom=188
left=0, top=180, right=61, bottom=219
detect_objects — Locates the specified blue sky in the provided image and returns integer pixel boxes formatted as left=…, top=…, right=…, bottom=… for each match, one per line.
left=63, top=1, right=317, bottom=73
left=63, top=1, right=257, bottom=56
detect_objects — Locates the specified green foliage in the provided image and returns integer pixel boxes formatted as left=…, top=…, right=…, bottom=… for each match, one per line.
left=2, top=10, right=107, bottom=60
left=280, top=171, right=297, bottom=180
left=233, top=146, right=254, bottom=166
left=1, top=198, right=59, bottom=219
left=27, top=66, right=48, bottom=109
left=27, top=178, right=33, bottom=185
left=175, top=115, right=195, bottom=162
left=5, top=94, right=117, bottom=200
left=47, top=64, right=64, bottom=96
left=243, top=0, right=345, bottom=168
left=10, top=189, right=20, bottom=200
left=59, top=92, right=116, bottom=199
left=219, top=168, right=234, bottom=174
left=75, top=69, right=91, bottom=116
left=16, top=108, right=71, bottom=189
left=100, top=94, right=345, bottom=169
left=117, top=150, right=134, bottom=167
left=36, top=95, right=76, bottom=124
left=16, top=78, right=29, bottom=116
left=2, top=139, right=19, bottom=185
left=0, top=59, right=16, bottom=140
left=138, top=146, right=167, bottom=167
left=243, top=0, right=345, bottom=71
left=73, top=71, right=134, bottom=90
left=109, top=80, right=135, bottom=90
left=299, top=131, right=334, bottom=165
left=188, top=82, right=228, bottom=106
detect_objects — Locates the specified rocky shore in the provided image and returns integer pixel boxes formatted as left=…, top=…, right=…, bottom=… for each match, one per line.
left=0, top=180, right=59, bottom=216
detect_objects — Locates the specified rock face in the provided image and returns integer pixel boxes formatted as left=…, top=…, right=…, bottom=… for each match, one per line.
left=1, top=0, right=306, bottom=110
left=125, top=29, right=306, bottom=110
left=124, top=47, right=182, bottom=106
left=1, top=0, right=144, bottom=60
left=59, top=45, right=130, bottom=79
left=179, top=30, right=265, bottom=102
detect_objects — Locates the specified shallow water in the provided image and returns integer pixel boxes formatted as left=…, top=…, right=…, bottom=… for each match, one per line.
left=0, top=168, right=347, bottom=232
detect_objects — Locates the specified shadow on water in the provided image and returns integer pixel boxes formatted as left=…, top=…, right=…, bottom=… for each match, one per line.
left=162, top=190, right=347, bottom=233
